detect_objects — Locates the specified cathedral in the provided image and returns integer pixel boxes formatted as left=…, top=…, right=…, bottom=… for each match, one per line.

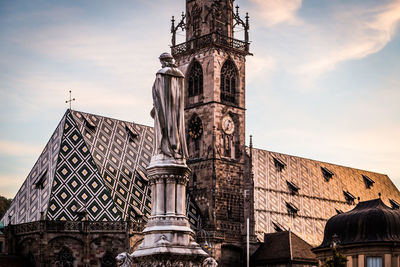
left=2, top=0, right=400, bottom=266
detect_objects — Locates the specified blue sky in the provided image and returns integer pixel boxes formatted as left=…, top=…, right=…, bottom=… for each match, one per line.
left=0, top=0, right=400, bottom=198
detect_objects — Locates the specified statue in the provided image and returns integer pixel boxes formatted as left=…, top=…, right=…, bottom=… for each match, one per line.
left=150, top=52, right=188, bottom=164
left=203, top=257, right=218, bottom=267
left=116, top=252, right=133, bottom=267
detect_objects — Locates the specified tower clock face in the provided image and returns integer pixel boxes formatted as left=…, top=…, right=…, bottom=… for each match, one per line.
left=188, top=116, right=203, bottom=139
left=222, top=115, right=235, bottom=135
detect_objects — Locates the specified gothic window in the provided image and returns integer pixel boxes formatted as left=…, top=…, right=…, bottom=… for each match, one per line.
left=220, top=59, right=238, bottom=105
left=188, top=61, right=203, bottom=97
left=56, top=247, right=74, bottom=267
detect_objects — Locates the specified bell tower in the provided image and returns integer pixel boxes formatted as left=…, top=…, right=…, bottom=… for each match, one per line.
left=171, top=0, right=252, bottom=266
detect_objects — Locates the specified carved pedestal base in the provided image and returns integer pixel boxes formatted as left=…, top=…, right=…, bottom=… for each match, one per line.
left=132, top=164, right=208, bottom=266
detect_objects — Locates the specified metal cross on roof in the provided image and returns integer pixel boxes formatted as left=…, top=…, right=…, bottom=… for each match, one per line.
left=65, top=90, right=75, bottom=110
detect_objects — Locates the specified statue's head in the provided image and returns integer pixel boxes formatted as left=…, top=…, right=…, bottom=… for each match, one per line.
left=159, top=52, right=176, bottom=68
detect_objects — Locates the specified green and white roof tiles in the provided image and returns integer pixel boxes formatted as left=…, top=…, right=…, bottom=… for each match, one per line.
left=1, top=110, right=201, bottom=230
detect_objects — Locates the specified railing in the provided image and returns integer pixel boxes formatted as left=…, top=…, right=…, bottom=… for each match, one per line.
left=10, top=220, right=146, bottom=236
left=171, top=32, right=250, bottom=56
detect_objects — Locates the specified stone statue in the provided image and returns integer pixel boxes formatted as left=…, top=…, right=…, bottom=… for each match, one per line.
left=116, top=252, right=133, bottom=267
left=202, top=257, right=218, bottom=267
left=150, top=52, right=188, bottom=164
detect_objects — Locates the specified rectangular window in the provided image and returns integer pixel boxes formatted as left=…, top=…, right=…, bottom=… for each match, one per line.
left=367, top=257, right=382, bottom=267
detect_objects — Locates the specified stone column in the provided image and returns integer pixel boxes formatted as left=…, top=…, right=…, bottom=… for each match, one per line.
left=166, top=177, right=176, bottom=215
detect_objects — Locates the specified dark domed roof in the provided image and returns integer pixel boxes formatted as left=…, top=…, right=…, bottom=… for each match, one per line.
left=318, top=198, right=400, bottom=248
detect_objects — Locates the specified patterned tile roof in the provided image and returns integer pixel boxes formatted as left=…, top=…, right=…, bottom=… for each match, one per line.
left=252, top=148, right=400, bottom=246
left=1, top=110, right=201, bottom=230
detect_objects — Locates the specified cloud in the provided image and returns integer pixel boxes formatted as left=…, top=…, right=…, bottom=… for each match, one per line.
left=0, top=140, right=42, bottom=157
left=250, top=0, right=302, bottom=26
left=297, top=0, right=400, bottom=78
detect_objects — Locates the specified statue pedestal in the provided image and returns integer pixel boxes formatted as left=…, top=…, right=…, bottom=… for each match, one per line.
left=132, top=163, right=208, bottom=267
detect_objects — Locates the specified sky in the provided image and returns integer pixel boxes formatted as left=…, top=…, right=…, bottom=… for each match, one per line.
left=0, top=0, right=400, bottom=198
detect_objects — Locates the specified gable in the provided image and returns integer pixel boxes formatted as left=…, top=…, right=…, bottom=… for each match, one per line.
left=47, top=111, right=121, bottom=221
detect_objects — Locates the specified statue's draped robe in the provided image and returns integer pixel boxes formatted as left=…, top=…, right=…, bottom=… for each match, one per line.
left=152, top=67, right=188, bottom=159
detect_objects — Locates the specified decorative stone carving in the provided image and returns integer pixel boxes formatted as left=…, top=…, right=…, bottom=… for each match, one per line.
left=116, top=252, right=133, bottom=267
left=202, top=257, right=218, bottom=267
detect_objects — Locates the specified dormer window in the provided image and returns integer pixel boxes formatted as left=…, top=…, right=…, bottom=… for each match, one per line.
left=34, top=169, right=47, bottom=189
left=362, top=175, right=375, bottom=189
left=321, top=167, right=334, bottom=182
left=125, top=124, right=138, bottom=142
left=273, top=157, right=286, bottom=172
left=136, top=169, right=148, bottom=182
left=286, top=181, right=299, bottom=195
left=272, top=221, right=285, bottom=232
left=83, top=114, right=96, bottom=130
left=286, top=201, right=299, bottom=215
left=343, top=191, right=355, bottom=205
left=335, top=208, right=343, bottom=214
left=389, top=199, right=399, bottom=210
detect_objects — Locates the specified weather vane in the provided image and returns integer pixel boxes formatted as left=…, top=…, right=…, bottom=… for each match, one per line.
left=65, top=90, right=75, bottom=110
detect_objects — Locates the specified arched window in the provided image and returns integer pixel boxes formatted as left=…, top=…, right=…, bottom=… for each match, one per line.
left=220, top=59, right=238, bottom=105
left=188, top=61, right=203, bottom=97
left=57, top=247, right=74, bottom=267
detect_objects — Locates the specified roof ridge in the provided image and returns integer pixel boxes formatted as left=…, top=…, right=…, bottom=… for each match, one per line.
left=72, top=109, right=152, bottom=129
left=252, top=147, right=388, bottom=177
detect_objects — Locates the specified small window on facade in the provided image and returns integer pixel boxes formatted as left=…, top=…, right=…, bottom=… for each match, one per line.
left=220, top=59, right=238, bottom=105
left=335, top=208, right=343, bottom=214
left=273, top=157, right=286, bottom=172
left=125, top=124, right=138, bottom=142
left=83, top=114, right=96, bottom=129
left=362, top=175, right=375, bottom=189
left=188, top=61, right=203, bottom=97
left=272, top=221, right=285, bottom=232
left=389, top=199, right=400, bottom=210
left=34, top=169, right=47, bottom=189
left=286, top=201, right=299, bottom=215
left=367, top=257, right=382, bottom=267
left=343, top=191, right=355, bottom=205
left=286, top=181, right=299, bottom=195
left=321, top=167, right=334, bottom=182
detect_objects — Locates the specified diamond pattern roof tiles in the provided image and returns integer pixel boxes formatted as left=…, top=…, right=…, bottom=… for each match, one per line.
left=1, top=110, right=201, bottom=230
